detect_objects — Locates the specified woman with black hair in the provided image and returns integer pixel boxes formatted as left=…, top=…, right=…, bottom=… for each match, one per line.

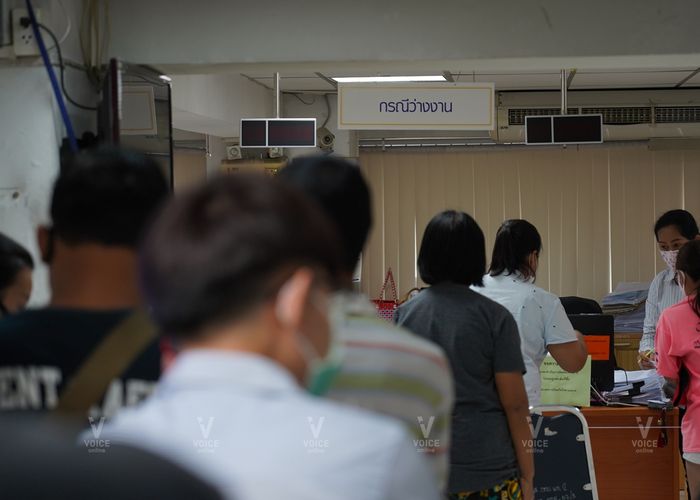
left=395, top=210, right=534, bottom=500
left=640, top=209, right=700, bottom=369
left=656, top=240, right=700, bottom=499
left=473, top=219, right=588, bottom=407
left=0, top=232, right=33, bottom=317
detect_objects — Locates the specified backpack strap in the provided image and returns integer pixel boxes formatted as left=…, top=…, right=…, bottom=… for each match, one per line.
left=53, top=310, right=156, bottom=416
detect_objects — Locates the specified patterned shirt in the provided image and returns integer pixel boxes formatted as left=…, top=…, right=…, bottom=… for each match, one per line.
left=640, top=269, right=685, bottom=352
left=327, top=292, right=454, bottom=493
left=473, top=273, right=578, bottom=407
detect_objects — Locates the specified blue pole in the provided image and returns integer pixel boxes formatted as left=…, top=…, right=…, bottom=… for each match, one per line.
left=25, top=0, right=79, bottom=152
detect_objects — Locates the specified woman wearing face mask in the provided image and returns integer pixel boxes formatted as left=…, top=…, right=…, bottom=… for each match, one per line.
left=656, top=240, right=700, bottom=499
left=640, top=210, right=700, bottom=369
left=473, top=219, right=588, bottom=407
left=0, top=232, right=34, bottom=317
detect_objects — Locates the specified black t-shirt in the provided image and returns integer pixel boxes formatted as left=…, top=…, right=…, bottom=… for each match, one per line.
left=395, top=282, right=525, bottom=493
left=0, top=308, right=161, bottom=417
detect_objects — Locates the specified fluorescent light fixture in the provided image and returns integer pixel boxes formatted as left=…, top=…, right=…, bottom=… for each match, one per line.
left=159, top=74, right=172, bottom=82
left=332, top=75, right=446, bottom=83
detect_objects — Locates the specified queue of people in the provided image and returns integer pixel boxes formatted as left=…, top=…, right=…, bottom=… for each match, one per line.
left=0, top=145, right=698, bottom=500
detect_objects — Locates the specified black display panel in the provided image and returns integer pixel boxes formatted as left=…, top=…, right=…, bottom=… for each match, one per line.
left=268, top=120, right=316, bottom=147
left=525, top=114, right=603, bottom=145
left=553, top=115, right=602, bottom=144
left=525, top=116, right=552, bottom=144
left=240, top=120, right=267, bottom=147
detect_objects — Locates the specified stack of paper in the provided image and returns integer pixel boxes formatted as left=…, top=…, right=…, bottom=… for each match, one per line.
left=608, top=369, right=666, bottom=402
left=601, top=282, right=650, bottom=333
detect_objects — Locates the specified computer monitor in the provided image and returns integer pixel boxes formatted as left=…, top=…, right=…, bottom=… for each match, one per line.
left=567, top=314, right=616, bottom=392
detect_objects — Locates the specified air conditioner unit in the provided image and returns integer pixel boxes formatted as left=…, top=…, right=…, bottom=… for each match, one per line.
left=497, top=89, right=700, bottom=144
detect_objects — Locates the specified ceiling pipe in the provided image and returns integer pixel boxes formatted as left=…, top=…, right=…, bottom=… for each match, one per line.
left=560, top=69, right=568, bottom=115
left=273, top=72, right=281, bottom=118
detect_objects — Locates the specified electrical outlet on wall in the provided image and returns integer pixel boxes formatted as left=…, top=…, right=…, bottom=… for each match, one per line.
left=12, top=7, right=40, bottom=57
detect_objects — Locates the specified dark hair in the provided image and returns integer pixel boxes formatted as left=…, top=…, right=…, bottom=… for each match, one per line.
left=51, top=147, right=169, bottom=248
left=139, top=174, right=342, bottom=338
left=418, top=210, right=486, bottom=286
left=654, top=209, right=699, bottom=241
left=489, top=219, right=543, bottom=278
left=277, top=155, right=372, bottom=273
left=677, top=240, right=700, bottom=319
left=0, top=232, right=34, bottom=293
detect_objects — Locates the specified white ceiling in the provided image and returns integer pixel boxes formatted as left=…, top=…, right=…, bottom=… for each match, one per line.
left=242, top=68, right=700, bottom=93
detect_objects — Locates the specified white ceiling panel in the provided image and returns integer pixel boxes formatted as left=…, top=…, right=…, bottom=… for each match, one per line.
left=453, top=72, right=561, bottom=90
left=571, top=70, right=692, bottom=89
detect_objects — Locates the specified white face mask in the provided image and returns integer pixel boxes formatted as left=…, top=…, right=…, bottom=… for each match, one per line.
left=660, top=249, right=679, bottom=271
left=294, top=294, right=345, bottom=396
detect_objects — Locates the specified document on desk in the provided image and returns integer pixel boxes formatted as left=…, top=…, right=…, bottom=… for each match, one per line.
left=540, top=355, right=592, bottom=407
left=609, top=369, right=665, bottom=401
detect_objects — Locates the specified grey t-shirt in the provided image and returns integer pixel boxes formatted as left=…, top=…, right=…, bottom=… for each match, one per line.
left=395, top=282, right=525, bottom=493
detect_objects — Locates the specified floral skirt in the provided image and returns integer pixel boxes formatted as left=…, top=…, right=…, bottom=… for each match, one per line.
left=447, top=477, right=522, bottom=500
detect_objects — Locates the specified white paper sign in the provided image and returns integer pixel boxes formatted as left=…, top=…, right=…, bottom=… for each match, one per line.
left=337, top=82, right=494, bottom=130
left=121, top=85, right=158, bottom=136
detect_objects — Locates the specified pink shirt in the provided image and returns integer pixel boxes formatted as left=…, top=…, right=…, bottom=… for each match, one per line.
left=656, top=296, right=700, bottom=452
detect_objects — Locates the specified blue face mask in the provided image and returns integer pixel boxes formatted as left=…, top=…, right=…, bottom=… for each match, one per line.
left=296, top=295, right=344, bottom=396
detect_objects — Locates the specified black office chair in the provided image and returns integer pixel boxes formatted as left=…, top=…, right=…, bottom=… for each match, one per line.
left=560, top=296, right=603, bottom=315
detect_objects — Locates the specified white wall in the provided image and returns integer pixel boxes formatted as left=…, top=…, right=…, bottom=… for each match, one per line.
left=170, top=74, right=272, bottom=177
left=108, top=0, right=700, bottom=68
left=0, top=67, right=61, bottom=306
left=0, top=0, right=95, bottom=306
left=171, top=74, right=272, bottom=138
left=206, top=136, right=227, bottom=178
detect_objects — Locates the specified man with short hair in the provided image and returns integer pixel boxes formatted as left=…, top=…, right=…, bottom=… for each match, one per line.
left=0, top=148, right=169, bottom=417
left=99, top=174, right=439, bottom=500
left=639, top=209, right=700, bottom=368
left=278, top=155, right=453, bottom=491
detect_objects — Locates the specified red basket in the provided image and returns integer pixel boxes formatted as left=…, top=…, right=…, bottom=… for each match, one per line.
left=371, top=268, right=398, bottom=321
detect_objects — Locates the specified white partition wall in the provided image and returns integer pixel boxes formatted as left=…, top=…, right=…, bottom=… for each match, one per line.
left=359, top=144, right=700, bottom=302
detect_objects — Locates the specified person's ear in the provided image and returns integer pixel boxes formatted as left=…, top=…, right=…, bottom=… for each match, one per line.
left=528, top=251, right=539, bottom=275
left=694, top=234, right=700, bottom=241
left=274, top=268, right=314, bottom=333
left=37, top=226, right=53, bottom=264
